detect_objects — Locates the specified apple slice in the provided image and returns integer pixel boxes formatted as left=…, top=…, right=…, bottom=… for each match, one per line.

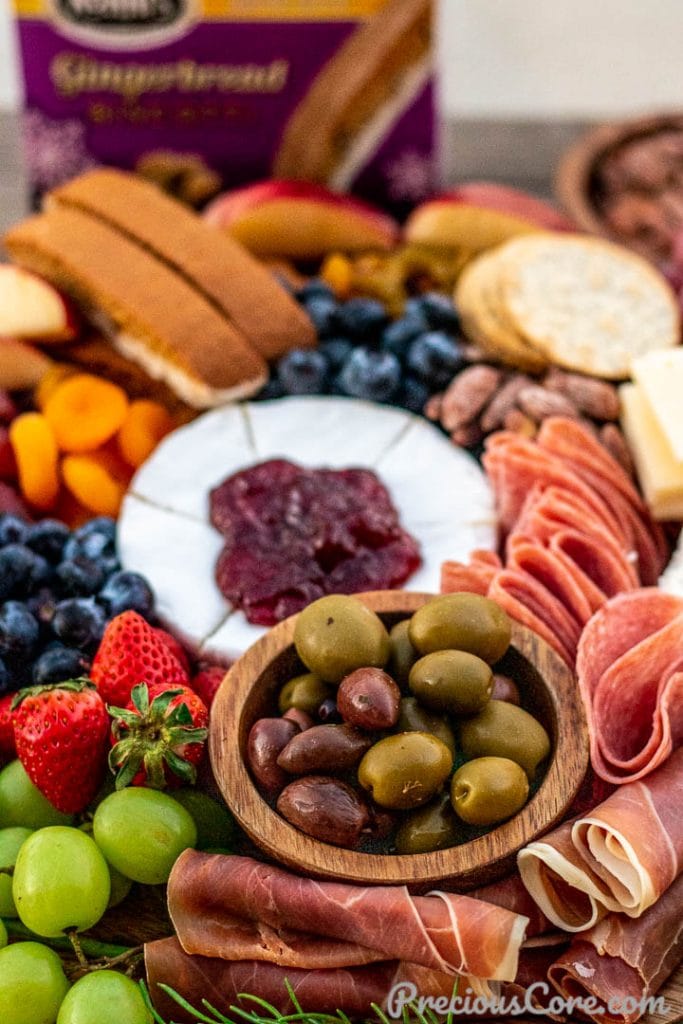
left=405, top=181, right=575, bottom=252
left=0, top=265, right=79, bottom=343
left=0, top=338, right=53, bottom=390
left=204, top=180, right=399, bottom=260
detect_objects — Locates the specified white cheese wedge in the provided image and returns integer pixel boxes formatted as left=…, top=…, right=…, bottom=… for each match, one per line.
left=659, top=533, right=683, bottom=597
left=119, top=397, right=496, bottom=661
left=620, top=383, right=683, bottom=521
left=631, top=348, right=683, bottom=462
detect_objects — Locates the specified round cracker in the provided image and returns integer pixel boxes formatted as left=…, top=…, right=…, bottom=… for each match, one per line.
left=455, top=251, right=548, bottom=373
left=498, top=234, right=680, bottom=379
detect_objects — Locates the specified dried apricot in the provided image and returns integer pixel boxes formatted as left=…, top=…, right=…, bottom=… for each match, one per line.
left=61, top=452, right=127, bottom=518
left=320, top=253, right=353, bottom=298
left=44, top=373, right=129, bottom=453
left=34, top=363, right=77, bottom=411
left=9, top=412, right=60, bottom=510
left=118, top=400, right=174, bottom=468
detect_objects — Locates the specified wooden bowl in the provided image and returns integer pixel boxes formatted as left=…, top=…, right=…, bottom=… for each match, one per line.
left=210, top=591, right=589, bottom=890
left=555, top=112, right=683, bottom=247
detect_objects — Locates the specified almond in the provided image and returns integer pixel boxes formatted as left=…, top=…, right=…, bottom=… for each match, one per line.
left=439, top=364, right=504, bottom=432
left=517, top=385, right=580, bottom=422
left=543, top=368, right=620, bottom=420
left=480, top=373, right=533, bottom=432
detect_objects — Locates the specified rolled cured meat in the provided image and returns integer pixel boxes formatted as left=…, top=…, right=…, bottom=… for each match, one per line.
left=576, top=590, right=683, bottom=784
left=518, top=748, right=683, bottom=931
left=144, top=937, right=400, bottom=1023
left=547, top=872, right=683, bottom=1024
left=167, top=852, right=528, bottom=982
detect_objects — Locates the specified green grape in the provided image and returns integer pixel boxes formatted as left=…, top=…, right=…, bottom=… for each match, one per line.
left=13, top=827, right=110, bottom=937
left=56, top=971, right=151, bottom=1024
left=78, top=822, right=132, bottom=908
left=172, top=789, right=235, bottom=851
left=0, top=918, right=7, bottom=948
left=0, top=827, right=33, bottom=917
left=0, top=941, right=70, bottom=1024
left=93, top=788, right=197, bottom=885
left=0, top=762, right=73, bottom=829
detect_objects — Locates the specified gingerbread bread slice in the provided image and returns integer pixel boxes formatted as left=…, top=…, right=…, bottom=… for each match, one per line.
left=5, top=207, right=267, bottom=408
left=50, top=169, right=316, bottom=361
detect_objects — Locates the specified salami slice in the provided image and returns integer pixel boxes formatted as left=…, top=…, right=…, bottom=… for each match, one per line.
left=506, top=536, right=593, bottom=626
left=577, top=590, right=683, bottom=783
left=488, top=570, right=578, bottom=665
left=518, top=748, right=683, bottom=931
left=167, top=852, right=529, bottom=982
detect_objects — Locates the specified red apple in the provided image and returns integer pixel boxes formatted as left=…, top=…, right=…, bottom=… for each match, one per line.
left=0, top=338, right=53, bottom=391
left=204, top=180, right=399, bottom=260
left=0, top=266, right=79, bottom=343
left=405, top=181, right=575, bottom=251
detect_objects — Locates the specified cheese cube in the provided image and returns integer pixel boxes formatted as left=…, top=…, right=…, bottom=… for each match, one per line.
left=620, top=382, right=683, bottom=520
left=631, top=348, right=683, bottom=461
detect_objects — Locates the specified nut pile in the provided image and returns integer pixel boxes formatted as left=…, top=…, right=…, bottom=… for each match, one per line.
left=426, top=365, right=633, bottom=474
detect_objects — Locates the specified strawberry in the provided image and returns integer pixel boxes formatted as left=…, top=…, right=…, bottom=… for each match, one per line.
left=108, top=682, right=208, bottom=790
left=0, top=694, right=16, bottom=760
left=92, top=610, right=189, bottom=706
left=190, top=664, right=228, bottom=710
left=12, top=679, right=110, bottom=813
left=154, top=627, right=191, bottom=675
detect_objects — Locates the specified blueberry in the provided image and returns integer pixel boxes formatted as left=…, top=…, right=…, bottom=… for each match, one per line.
left=26, top=587, right=58, bottom=629
left=406, top=293, right=460, bottom=332
left=317, top=698, right=342, bottom=724
left=381, top=314, right=428, bottom=359
left=56, top=556, right=105, bottom=596
left=0, top=602, right=39, bottom=664
left=331, top=298, right=388, bottom=341
left=74, top=518, right=117, bottom=561
left=99, top=570, right=154, bottom=617
left=297, top=279, right=335, bottom=303
left=0, top=544, right=51, bottom=599
left=26, top=519, right=70, bottom=562
left=303, top=296, right=337, bottom=337
left=0, top=514, right=28, bottom=547
left=52, top=598, right=106, bottom=649
left=277, top=349, right=328, bottom=396
left=406, top=331, right=466, bottom=389
left=338, top=348, right=401, bottom=403
left=0, top=657, right=11, bottom=695
left=255, top=377, right=286, bottom=402
left=319, top=338, right=353, bottom=373
left=399, top=376, right=431, bottom=414
left=32, top=646, right=92, bottom=686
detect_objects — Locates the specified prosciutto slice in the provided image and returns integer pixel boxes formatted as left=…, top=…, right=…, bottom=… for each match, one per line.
left=167, top=852, right=528, bottom=982
left=518, top=748, right=683, bottom=931
left=576, top=590, right=683, bottom=784
left=547, top=873, right=683, bottom=1024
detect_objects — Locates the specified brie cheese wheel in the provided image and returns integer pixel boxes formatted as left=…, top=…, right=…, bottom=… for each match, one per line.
left=118, top=397, right=497, bottom=661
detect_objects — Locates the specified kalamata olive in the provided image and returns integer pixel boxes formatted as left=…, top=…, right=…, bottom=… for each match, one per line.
left=337, top=668, right=400, bottom=731
left=397, top=697, right=456, bottom=757
left=450, top=756, right=529, bottom=826
left=459, top=700, right=551, bottom=778
left=294, top=595, right=390, bottom=683
left=388, top=620, right=417, bottom=686
left=395, top=791, right=463, bottom=855
left=363, top=805, right=398, bottom=841
left=277, top=776, right=369, bottom=848
left=283, top=707, right=315, bottom=731
left=408, top=594, right=512, bottom=664
left=358, top=732, right=453, bottom=810
left=491, top=673, right=521, bottom=705
left=408, top=650, right=493, bottom=716
left=278, top=673, right=332, bottom=715
left=277, top=724, right=373, bottom=775
left=317, top=698, right=342, bottom=723
left=247, top=718, right=300, bottom=795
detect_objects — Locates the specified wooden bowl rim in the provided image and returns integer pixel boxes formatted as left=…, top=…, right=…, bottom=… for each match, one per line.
left=209, top=591, right=589, bottom=886
left=555, top=110, right=683, bottom=238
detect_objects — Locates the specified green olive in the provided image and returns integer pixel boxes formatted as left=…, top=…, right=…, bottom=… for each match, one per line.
left=278, top=674, right=332, bottom=715
left=395, top=792, right=463, bottom=854
left=397, top=698, right=456, bottom=757
left=408, top=650, right=493, bottom=716
left=459, top=701, right=551, bottom=778
left=388, top=620, right=417, bottom=686
left=294, top=596, right=390, bottom=684
left=358, top=732, right=453, bottom=810
left=408, top=594, right=512, bottom=664
left=451, top=757, right=529, bottom=826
